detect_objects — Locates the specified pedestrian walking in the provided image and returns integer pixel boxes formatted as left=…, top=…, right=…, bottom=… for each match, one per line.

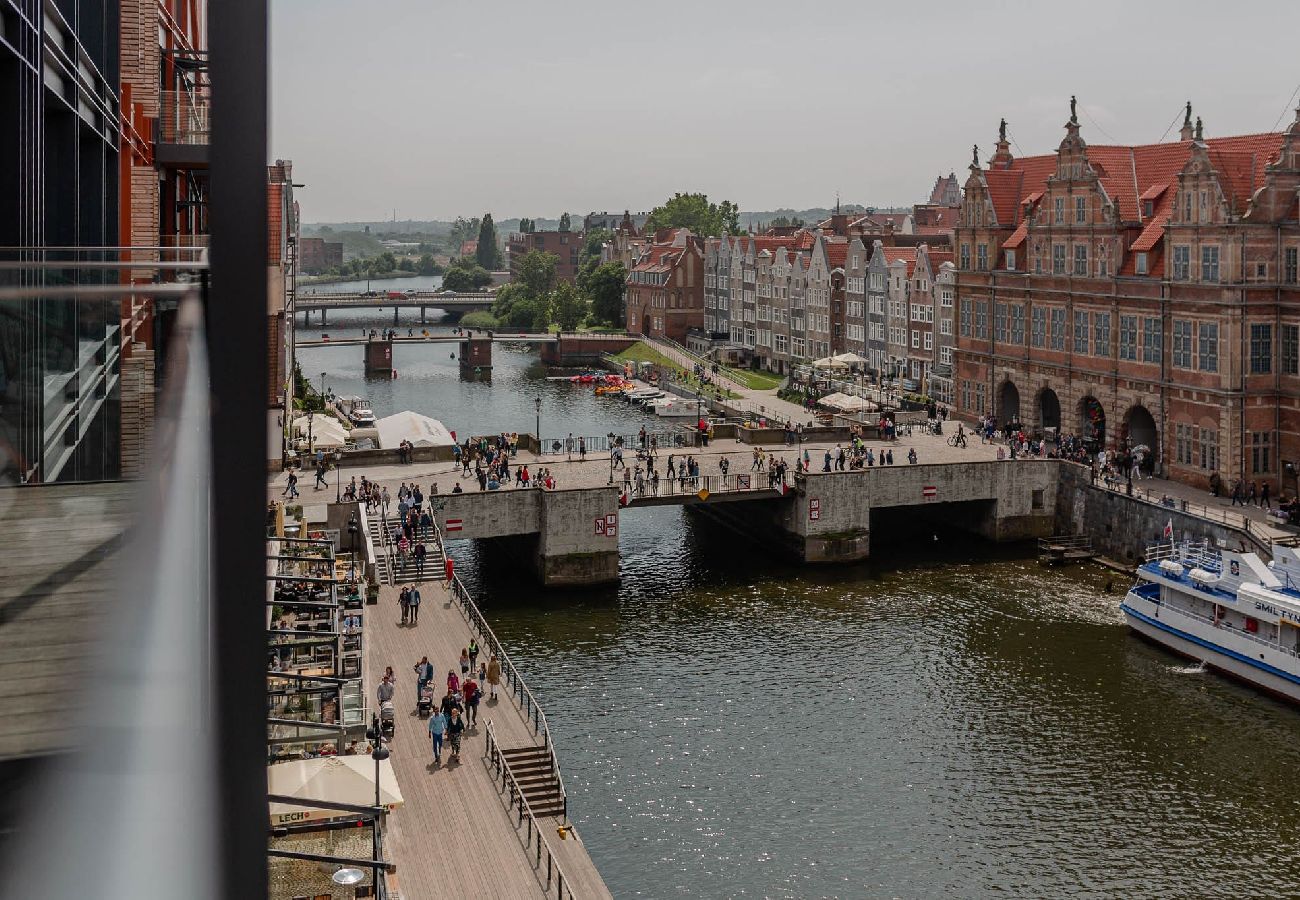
left=468, top=638, right=480, bottom=672
left=413, top=656, right=433, bottom=703
left=377, top=672, right=395, bottom=707
left=408, top=585, right=421, bottom=624
left=414, top=541, right=427, bottom=578
left=486, top=655, right=502, bottom=699
left=428, top=709, right=447, bottom=763
left=579, top=437, right=586, bottom=460
left=314, top=462, right=328, bottom=491
left=447, top=709, right=465, bottom=762
left=463, top=676, right=479, bottom=726
left=1262, top=480, right=1272, bottom=510
left=398, top=586, right=410, bottom=625
left=283, top=470, right=299, bottom=498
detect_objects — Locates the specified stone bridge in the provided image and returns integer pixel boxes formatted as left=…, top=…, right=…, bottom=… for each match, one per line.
left=432, top=459, right=1063, bottom=585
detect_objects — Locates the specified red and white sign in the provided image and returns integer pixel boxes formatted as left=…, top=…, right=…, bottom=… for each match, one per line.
left=921, top=486, right=937, bottom=501
left=809, top=498, right=821, bottom=521
left=594, top=518, right=606, bottom=536
left=445, top=518, right=463, bottom=532
left=737, top=475, right=751, bottom=489
left=605, top=512, right=618, bottom=537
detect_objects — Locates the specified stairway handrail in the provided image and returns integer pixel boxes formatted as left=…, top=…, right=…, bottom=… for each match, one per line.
left=432, top=521, right=568, bottom=820
left=484, top=721, right=577, bottom=900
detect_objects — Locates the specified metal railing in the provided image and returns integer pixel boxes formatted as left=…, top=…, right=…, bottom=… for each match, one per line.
left=1136, top=593, right=1300, bottom=660
left=1093, top=472, right=1273, bottom=554
left=484, top=721, right=578, bottom=900
left=159, top=88, right=211, bottom=144
left=432, top=521, right=568, bottom=819
left=623, top=471, right=789, bottom=500
left=539, top=429, right=698, bottom=456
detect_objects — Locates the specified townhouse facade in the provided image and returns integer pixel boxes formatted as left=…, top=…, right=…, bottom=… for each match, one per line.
left=952, top=103, right=1300, bottom=487
left=625, top=229, right=704, bottom=342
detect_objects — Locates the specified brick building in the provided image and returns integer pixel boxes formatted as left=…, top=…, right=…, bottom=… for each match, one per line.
left=625, top=229, right=704, bottom=342
left=299, top=237, right=342, bottom=274
left=508, top=230, right=582, bottom=284
left=953, top=102, right=1300, bottom=488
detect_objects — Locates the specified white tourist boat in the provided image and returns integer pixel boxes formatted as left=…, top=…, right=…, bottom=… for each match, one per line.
left=344, top=397, right=376, bottom=427
left=650, top=398, right=701, bottom=417
left=1120, top=540, right=1300, bottom=703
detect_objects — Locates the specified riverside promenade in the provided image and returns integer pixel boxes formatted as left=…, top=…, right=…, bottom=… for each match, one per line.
left=366, top=578, right=611, bottom=898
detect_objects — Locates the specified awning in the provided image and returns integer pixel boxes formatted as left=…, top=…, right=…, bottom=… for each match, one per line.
left=833, top=352, right=869, bottom=365
left=376, top=411, right=456, bottom=449
left=812, top=356, right=849, bottom=370
left=292, top=414, right=349, bottom=449
left=268, top=756, right=404, bottom=826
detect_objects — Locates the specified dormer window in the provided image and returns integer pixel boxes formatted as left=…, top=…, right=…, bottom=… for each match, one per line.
left=1006, top=250, right=1016, bottom=271
left=1135, top=252, right=1148, bottom=275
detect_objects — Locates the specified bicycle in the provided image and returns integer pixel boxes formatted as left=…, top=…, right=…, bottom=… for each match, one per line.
left=947, top=433, right=968, bottom=448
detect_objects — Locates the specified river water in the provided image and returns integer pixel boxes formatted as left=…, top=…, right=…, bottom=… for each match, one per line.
left=306, top=327, right=1300, bottom=898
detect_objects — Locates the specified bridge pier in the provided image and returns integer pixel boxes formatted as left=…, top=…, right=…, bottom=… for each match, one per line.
left=320, top=308, right=326, bottom=326
left=364, top=338, right=394, bottom=377
left=302, top=309, right=310, bottom=327
left=458, top=337, right=492, bottom=376
left=393, top=307, right=399, bottom=327
left=420, top=306, right=426, bottom=324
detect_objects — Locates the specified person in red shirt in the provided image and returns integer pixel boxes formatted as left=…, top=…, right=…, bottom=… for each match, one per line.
left=462, top=676, right=480, bottom=726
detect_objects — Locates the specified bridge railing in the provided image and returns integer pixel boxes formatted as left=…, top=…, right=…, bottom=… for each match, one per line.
left=539, top=429, right=699, bottom=456
left=623, top=471, right=789, bottom=499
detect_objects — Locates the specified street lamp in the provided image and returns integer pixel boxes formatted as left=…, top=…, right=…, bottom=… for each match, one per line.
left=366, top=719, right=390, bottom=898
left=319, top=371, right=327, bottom=408
left=534, top=396, right=542, bottom=454
left=347, top=511, right=359, bottom=581
left=334, top=450, right=343, bottom=503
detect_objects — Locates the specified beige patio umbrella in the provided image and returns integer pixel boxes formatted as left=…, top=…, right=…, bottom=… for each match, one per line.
left=268, top=755, right=404, bottom=826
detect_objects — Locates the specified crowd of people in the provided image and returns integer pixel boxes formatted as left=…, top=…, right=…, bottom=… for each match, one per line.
left=377, top=642, right=502, bottom=765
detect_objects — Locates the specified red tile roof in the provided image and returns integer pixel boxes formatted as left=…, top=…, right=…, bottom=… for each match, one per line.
left=826, top=244, right=849, bottom=267
left=981, top=132, right=1285, bottom=224
left=1002, top=221, right=1029, bottom=250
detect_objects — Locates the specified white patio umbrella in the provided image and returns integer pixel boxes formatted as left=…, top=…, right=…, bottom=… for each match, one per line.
left=268, top=755, right=404, bottom=826
left=812, top=356, right=849, bottom=370
left=833, top=352, right=869, bottom=366
left=292, top=414, right=348, bottom=450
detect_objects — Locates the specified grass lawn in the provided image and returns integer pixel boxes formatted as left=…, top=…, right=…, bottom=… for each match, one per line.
left=729, top=368, right=783, bottom=391
left=613, top=343, right=738, bottom=398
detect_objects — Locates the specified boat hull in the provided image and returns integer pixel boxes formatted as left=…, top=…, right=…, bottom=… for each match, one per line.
left=1121, top=595, right=1300, bottom=704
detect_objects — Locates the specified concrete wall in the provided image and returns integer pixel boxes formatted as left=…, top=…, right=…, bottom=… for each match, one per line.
left=1054, top=463, right=1268, bottom=564
left=778, top=459, right=1060, bottom=563
left=533, top=487, right=621, bottom=586
left=436, top=489, right=541, bottom=539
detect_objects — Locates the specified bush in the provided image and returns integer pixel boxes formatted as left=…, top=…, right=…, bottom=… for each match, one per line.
left=460, top=311, right=500, bottom=329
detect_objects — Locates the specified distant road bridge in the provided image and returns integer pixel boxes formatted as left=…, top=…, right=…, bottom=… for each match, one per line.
left=294, top=291, right=495, bottom=325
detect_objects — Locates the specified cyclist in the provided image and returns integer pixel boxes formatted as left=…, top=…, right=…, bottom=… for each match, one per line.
left=955, top=422, right=967, bottom=448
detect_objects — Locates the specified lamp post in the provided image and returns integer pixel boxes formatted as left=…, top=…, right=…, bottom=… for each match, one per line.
left=335, top=450, right=343, bottom=503
left=319, top=371, right=327, bottom=409
left=348, top=511, right=358, bottom=581
left=368, top=720, right=390, bottom=898
left=534, top=397, right=541, bottom=454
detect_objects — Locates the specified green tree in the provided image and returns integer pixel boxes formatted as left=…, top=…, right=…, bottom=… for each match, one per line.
left=580, top=228, right=611, bottom=266
left=644, top=192, right=743, bottom=237
left=584, top=262, right=626, bottom=326
left=506, top=296, right=550, bottom=331
left=417, top=253, right=444, bottom=276
left=397, top=257, right=415, bottom=272
left=476, top=213, right=502, bottom=269
left=558, top=212, right=572, bottom=232
left=769, top=215, right=804, bottom=228
left=450, top=216, right=480, bottom=246
left=549, top=282, right=588, bottom=331
left=518, top=218, right=535, bottom=233
left=491, top=283, right=526, bottom=320
left=442, top=267, right=475, bottom=292
left=515, top=250, right=558, bottom=300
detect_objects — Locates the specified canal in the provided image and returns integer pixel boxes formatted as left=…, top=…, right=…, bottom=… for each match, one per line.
left=305, top=327, right=1300, bottom=898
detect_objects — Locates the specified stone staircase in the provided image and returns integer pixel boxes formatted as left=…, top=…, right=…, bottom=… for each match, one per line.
left=500, top=746, right=566, bottom=819
left=368, top=513, right=446, bottom=585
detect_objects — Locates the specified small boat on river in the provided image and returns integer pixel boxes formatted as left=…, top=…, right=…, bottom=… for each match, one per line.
left=344, top=397, right=376, bottom=427
left=1121, top=540, right=1300, bottom=703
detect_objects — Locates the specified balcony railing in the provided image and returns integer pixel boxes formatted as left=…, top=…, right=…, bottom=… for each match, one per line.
left=159, top=88, right=212, bottom=145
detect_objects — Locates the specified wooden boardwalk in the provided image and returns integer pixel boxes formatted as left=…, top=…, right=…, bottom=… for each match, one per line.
left=365, top=580, right=610, bottom=899
left=0, top=482, right=135, bottom=760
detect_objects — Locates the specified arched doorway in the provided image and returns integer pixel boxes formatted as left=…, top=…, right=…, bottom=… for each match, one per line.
left=998, top=380, right=1021, bottom=426
left=1124, top=405, right=1158, bottom=474
left=1037, top=388, right=1061, bottom=434
left=1079, top=396, right=1105, bottom=446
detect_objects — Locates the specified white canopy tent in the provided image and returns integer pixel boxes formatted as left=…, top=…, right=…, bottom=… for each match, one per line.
left=812, top=356, right=849, bottom=370
left=292, top=414, right=349, bottom=449
left=376, top=411, right=456, bottom=449
left=833, top=352, right=869, bottom=366
left=267, top=756, right=404, bottom=826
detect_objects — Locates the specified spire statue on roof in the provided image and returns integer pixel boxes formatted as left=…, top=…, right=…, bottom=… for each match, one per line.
left=1184, top=101, right=1192, bottom=129
left=999, top=118, right=1007, bottom=142
left=1195, top=116, right=1204, bottom=141
left=1070, top=95, right=1078, bottom=124
left=972, top=144, right=980, bottom=168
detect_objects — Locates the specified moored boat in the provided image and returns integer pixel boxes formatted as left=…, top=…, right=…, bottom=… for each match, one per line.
left=345, top=397, right=376, bottom=427
left=1120, top=540, right=1300, bottom=703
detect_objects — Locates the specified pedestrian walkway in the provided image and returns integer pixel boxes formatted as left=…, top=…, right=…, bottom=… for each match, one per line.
left=1094, top=470, right=1296, bottom=545
left=365, top=579, right=610, bottom=899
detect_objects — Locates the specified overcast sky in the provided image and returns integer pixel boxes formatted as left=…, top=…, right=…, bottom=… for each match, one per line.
left=270, top=0, right=1300, bottom=224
